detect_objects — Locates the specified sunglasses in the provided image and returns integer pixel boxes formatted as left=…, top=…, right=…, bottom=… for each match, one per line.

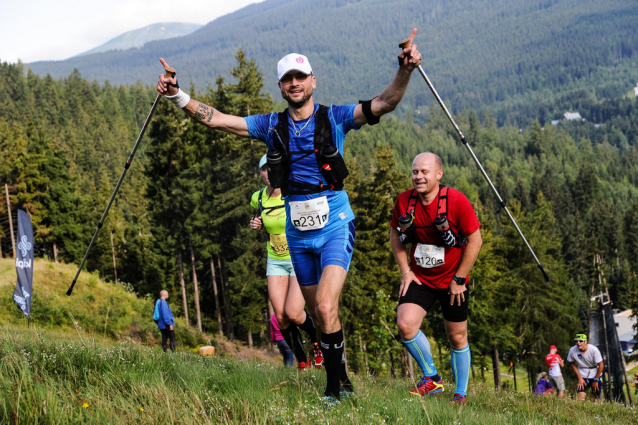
left=280, top=72, right=312, bottom=84
left=575, top=339, right=586, bottom=343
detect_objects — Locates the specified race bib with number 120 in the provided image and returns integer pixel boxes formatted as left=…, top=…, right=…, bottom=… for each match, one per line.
left=414, top=243, right=445, bottom=268
left=289, top=196, right=330, bottom=231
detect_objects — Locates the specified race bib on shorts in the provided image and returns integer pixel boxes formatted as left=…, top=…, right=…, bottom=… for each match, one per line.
left=290, top=196, right=329, bottom=231
left=269, top=233, right=289, bottom=255
left=414, top=244, right=445, bottom=268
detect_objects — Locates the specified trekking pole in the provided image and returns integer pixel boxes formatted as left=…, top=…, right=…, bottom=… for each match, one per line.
left=66, top=62, right=176, bottom=296
left=399, top=38, right=550, bottom=282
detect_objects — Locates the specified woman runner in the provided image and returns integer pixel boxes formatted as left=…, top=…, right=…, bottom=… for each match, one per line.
left=250, top=154, right=323, bottom=370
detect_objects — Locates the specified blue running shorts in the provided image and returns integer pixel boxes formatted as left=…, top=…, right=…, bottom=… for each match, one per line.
left=289, top=220, right=355, bottom=286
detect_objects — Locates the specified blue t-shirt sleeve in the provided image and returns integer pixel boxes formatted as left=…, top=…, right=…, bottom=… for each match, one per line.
left=331, top=104, right=359, bottom=134
left=245, top=114, right=274, bottom=147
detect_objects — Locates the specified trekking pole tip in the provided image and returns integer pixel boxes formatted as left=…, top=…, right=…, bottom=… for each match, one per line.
left=539, top=266, right=550, bottom=282
left=66, top=280, right=76, bottom=296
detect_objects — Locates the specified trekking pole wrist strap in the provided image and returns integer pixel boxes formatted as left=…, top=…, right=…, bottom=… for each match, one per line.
left=164, top=89, right=191, bottom=109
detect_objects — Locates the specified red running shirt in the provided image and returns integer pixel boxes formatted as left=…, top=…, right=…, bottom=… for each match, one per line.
left=545, top=353, right=563, bottom=376
left=391, top=187, right=480, bottom=289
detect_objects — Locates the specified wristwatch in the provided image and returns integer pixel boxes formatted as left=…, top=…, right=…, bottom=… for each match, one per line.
left=452, top=276, right=466, bottom=285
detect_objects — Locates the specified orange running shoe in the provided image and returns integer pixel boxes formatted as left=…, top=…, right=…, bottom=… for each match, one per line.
left=312, top=342, right=324, bottom=369
left=409, top=376, right=444, bottom=397
left=449, top=393, right=467, bottom=405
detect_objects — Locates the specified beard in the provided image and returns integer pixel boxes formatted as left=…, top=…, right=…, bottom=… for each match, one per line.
left=281, top=87, right=313, bottom=109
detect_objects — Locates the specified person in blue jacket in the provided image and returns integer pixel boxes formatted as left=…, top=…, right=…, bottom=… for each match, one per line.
left=155, top=290, right=175, bottom=352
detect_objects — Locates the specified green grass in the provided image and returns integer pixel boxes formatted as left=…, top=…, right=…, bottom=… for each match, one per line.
left=0, top=258, right=207, bottom=348
left=1, top=325, right=637, bottom=424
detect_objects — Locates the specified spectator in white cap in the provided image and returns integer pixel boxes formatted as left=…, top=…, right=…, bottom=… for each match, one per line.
left=157, top=28, right=423, bottom=405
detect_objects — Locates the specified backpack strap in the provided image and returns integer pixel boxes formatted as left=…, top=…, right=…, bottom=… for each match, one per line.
left=406, top=189, right=418, bottom=216
left=258, top=186, right=285, bottom=214
left=436, top=185, right=449, bottom=220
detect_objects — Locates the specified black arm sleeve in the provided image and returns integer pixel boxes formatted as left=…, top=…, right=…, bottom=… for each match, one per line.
left=358, top=97, right=380, bottom=126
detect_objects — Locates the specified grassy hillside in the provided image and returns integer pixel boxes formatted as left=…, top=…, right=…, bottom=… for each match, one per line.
left=0, top=258, right=206, bottom=348
left=25, top=0, right=638, bottom=125
left=1, top=325, right=637, bottom=424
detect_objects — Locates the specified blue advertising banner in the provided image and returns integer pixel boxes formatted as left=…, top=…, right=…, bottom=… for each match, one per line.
left=13, top=209, right=33, bottom=319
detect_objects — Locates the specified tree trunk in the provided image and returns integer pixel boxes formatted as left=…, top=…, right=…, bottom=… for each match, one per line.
left=109, top=227, right=118, bottom=284
left=53, top=242, right=58, bottom=263
left=6, top=184, right=16, bottom=258
left=218, top=256, right=234, bottom=340
left=480, top=356, right=485, bottom=382
left=210, top=258, right=223, bottom=336
left=492, top=343, right=501, bottom=390
left=247, top=327, right=253, bottom=348
left=512, top=361, right=517, bottom=391
left=189, top=239, right=202, bottom=332
left=178, top=251, right=189, bottom=323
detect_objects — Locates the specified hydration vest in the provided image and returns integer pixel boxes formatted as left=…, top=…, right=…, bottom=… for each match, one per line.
left=400, top=186, right=466, bottom=248
left=270, top=105, right=349, bottom=195
left=257, top=187, right=285, bottom=215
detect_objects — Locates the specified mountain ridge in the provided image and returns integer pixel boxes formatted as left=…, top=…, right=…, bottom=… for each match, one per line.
left=25, top=0, right=638, bottom=126
left=75, top=22, right=203, bottom=58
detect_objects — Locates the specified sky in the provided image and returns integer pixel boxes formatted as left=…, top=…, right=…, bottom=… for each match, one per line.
left=1, top=0, right=265, bottom=64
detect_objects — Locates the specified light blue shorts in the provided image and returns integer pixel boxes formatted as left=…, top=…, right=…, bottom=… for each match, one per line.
left=288, top=220, right=355, bottom=286
left=266, top=257, right=296, bottom=277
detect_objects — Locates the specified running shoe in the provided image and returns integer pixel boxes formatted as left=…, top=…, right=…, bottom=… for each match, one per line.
left=449, top=393, right=467, bottom=405
left=409, top=376, right=444, bottom=397
left=339, top=390, right=355, bottom=401
left=321, top=395, right=340, bottom=409
left=312, top=342, right=324, bottom=369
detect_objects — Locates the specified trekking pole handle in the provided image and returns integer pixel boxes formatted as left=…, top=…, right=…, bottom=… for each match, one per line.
left=163, top=64, right=176, bottom=79
left=398, top=38, right=422, bottom=66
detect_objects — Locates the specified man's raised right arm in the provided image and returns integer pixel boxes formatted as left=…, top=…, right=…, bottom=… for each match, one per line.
left=157, top=58, right=250, bottom=138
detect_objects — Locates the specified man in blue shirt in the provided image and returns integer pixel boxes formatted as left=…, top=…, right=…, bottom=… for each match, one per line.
left=157, top=28, right=422, bottom=401
left=156, top=290, right=175, bottom=352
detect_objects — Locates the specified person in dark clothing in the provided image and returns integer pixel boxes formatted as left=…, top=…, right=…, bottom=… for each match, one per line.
left=156, top=290, right=175, bottom=352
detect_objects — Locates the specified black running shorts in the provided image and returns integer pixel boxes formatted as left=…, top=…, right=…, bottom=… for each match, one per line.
left=398, top=280, right=470, bottom=322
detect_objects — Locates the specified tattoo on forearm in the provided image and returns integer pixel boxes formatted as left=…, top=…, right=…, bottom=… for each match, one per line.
left=194, top=103, right=214, bottom=123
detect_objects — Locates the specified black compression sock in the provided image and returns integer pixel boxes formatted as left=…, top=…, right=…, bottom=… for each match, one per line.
left=298, top=313, right=319, bottom=344
left=280, top=324, right=308, bottom=364
left=322, top=328, right=346, bottom=398
left=280, top=323, right=308, bottom=365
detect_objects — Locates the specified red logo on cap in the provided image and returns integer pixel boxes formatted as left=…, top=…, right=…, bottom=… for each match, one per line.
left=296, top=57, right=304, bottom=63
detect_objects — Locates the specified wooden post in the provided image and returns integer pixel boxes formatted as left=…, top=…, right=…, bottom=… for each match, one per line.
left=189, top=238, right=202, bottom=332
left=219, top=256, right=234, bottom=340
left=53, top=242, right=58, bottom=263
left=493, top=342, right=501, bottom=390
left=109, top=227, right=118, bottom=284
left=5, top=184, right=16, bottom=258
left=178, top=252, right=189, bottom=323
left=210, top=258, right=223, bottom=336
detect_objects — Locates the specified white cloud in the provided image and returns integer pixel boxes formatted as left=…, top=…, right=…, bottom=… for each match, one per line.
left=1, top=0, right=264, bottom=63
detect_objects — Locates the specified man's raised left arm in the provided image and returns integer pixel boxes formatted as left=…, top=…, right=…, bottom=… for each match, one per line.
left=353, top=28, right=422, bottom=127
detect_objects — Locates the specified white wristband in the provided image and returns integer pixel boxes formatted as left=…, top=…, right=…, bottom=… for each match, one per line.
left=164, top=89, right=191, bottom=109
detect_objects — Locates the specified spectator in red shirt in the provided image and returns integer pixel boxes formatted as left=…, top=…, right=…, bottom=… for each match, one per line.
left=545, top=345, right=565, bottom=398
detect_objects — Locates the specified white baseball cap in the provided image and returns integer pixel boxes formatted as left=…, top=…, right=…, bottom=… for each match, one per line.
left=277, top=53, right=313, bottom=81
left=259, top=154, right=267, bottom=169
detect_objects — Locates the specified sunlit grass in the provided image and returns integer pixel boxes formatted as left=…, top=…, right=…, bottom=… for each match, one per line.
left=0, top=324, right=636, bottom=424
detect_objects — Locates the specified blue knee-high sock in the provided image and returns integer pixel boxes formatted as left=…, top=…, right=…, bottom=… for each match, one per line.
left=451, top=345, right=471, bottom=397
left=403, top=331, right=438, bottom=378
